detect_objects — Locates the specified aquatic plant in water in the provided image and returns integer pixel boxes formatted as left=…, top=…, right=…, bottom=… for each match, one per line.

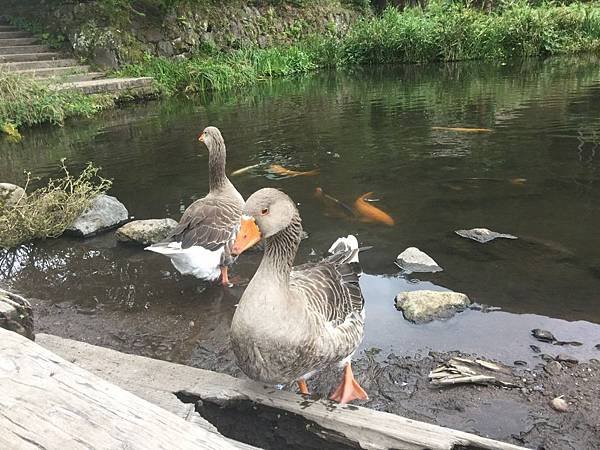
left=0, top=161, right=112, bottom=248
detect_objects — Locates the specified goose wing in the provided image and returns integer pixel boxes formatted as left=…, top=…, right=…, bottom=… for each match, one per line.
left=290, top=249, right=363, bottom=326
left=169, top=196, right=241, bottom=250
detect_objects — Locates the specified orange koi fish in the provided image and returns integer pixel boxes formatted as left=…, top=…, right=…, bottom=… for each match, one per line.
left=353, top=192, right=395, bottom=226
left=432, top=126, right=492, bottom=133
left=269, top=164, right=319, bottom=178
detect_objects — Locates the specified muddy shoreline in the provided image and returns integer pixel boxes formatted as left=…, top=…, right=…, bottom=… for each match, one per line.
left=30, top=296, right=600, bottom=450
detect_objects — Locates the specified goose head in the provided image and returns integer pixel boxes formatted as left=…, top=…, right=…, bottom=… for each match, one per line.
left=198, top=126, right=224, bottom=150
left=232, top=188, right=297, bottom=256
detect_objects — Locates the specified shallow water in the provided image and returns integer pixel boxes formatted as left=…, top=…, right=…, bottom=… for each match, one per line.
left=2, top=56, right=600, bottom=364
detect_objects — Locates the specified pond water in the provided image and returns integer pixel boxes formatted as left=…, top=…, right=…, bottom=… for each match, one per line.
left=2, top=56, right=600, bottom=366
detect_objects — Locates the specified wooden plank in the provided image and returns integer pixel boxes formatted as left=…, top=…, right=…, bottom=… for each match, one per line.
left=38, top=333, right=527, bottom=450
left=0, top=328, right=254, bottom=450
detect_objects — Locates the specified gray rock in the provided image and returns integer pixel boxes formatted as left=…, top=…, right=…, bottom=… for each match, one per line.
left=144, top=28, right=164, bottom=43
left=395, top=247, right=442, bottom=273
left=0, top=183, right=26, bottom=209
left=550, top=397, right=569, bottom=412
left=555, top=354, right=578, bottom=365
left=455, top=228, right=518, bottom=243
left=532, top=329, right=556, bottom=343
left=544, top=361, right=562, bottom=376
left=157, top=40, right=174, bottom=57
left=67, top=194, right=129, bottom=237
left=93, top=47, right=119, bottom=69
left=395, top=290, right=471, bottom=324
left=595, top=344, right=600, bottom=351
left=116, top=218, right=177, bottom=246
left=0, top=289, right=34, bottom=340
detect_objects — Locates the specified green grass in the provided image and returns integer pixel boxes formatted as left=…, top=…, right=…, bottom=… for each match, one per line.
left=341, top=0, right=600, bottom=64
left=117, top=40, right=326, bottom=95
left=118, top=1, right=600, bottom=95
left=0, top=73, right=115, bottom=137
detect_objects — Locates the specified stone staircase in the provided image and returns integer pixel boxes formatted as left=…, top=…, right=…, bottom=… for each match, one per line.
left=0, top=21, right=154, bottom=96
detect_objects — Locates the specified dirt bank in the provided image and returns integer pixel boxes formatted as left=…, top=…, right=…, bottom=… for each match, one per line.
left=30, top=295, right=600, bottom=450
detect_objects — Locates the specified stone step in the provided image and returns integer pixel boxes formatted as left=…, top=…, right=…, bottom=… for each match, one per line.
left=0, top=37, right=38, bottom=46
left=0, top=58, right=79, bottom=71
left=0, top=31, right=31, bottom=39
left=0, top=52, right=62, bottom=63
left=57, top=72, right=107, bottom=83
left=15, top=65, right=90, bottom=78
left=0, top=45, right=50, bottom=55
left=54, top=77, right=154, bottom=95
left=0, top=26, right=20, bottom=32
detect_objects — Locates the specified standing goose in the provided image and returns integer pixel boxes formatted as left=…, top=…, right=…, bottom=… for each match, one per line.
left=230, top=188, right=368, bottom=404
left=146, top=126, right=244, bottom=285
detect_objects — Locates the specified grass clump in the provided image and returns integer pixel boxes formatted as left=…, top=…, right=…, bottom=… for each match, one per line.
left=118, top=41, right=324, bottom=94
left=0, top=161, right=112, bottom=248
left=0, top=72, right=115, bottom=136
left=339, top=1, right=600, bottom=64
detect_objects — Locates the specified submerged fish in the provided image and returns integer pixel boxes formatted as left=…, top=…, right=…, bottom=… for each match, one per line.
left=230, top=163, right=261, bottom=176
left=354, top=192, right=395, bottom=226
left=269, top=164, right=319, bottom=177
left=432, top=126, right=492, bottom=133
left=314, top=187, right=356, bottom=219
left=509, top=177, right=527, bottom=186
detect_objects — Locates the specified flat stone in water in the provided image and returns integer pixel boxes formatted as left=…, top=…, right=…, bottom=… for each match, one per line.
left=395, top=247, right=443, bottom=273
left=116, top=218, right=178, bottom=246
left=596, top=344, right=600, bottom=351
left=555, top=354, right=578, bottom=365
left=532, top=329, right=556, bottom=343
left=455, top=227, right=518, bottom=243
left=554, top=340, right=583, bottom=347
left=395, top=290, right=470, bottom=324
left=530, top=345, right=541, bottom=353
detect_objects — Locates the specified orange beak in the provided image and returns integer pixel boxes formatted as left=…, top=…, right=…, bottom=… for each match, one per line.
left=231, top=217, right=261, bottom=256
left=198, top=132, right=205, bottom=143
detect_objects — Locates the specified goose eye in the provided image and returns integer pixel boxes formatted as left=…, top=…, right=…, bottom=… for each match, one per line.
left=261, top=208, right=269, bottom=215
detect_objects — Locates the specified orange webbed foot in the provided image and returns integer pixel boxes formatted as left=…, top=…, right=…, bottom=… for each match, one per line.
left=329, top=363, right=368, bottom=404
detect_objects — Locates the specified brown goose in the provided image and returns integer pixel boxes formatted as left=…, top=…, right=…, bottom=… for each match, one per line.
left=146, top=126, right=244, bottom=285
left=230, top=188, right=367, bottom=404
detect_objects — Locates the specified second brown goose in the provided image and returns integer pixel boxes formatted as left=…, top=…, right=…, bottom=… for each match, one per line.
left=146, top=126, right=244, bottom=285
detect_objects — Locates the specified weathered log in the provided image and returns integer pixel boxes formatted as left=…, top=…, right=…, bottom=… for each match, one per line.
left=0, top=288, right=34, bottom=339
left=39, top=333, right=526, bottom=450
left=0, top=328, right=254, bottom=450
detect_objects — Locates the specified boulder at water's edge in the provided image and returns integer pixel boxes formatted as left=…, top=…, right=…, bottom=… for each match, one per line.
left=0, top=289, right=34, bottom=340
left=67, top=194, right=129, bottom=237
left=0, top=183, right=26, bottom=209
